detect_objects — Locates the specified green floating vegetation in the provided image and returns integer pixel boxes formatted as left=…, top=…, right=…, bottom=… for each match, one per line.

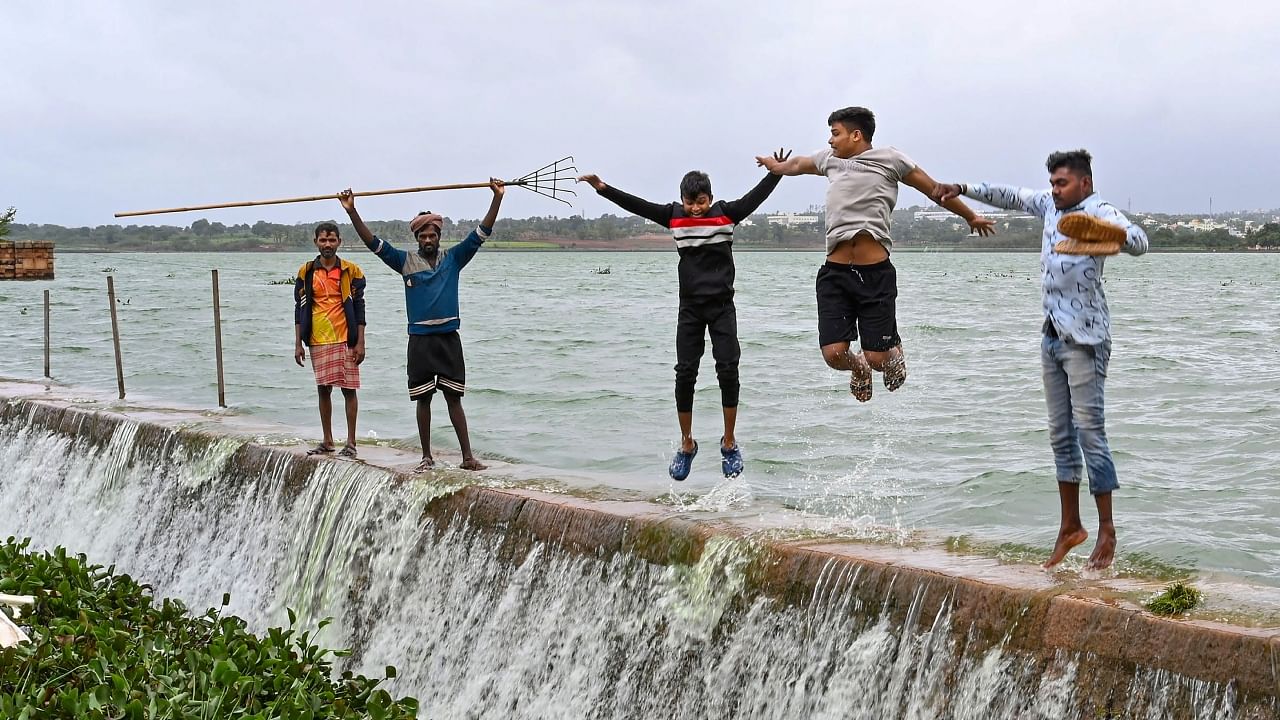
left=1145, top=581, right=1203, bottom=616
left=0, top=537, right=417, bottom=719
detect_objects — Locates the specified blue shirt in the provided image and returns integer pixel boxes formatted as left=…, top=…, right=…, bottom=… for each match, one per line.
left=962, top=184, right=1148, bottom=345
left=366, top=225, right=490, bottom=335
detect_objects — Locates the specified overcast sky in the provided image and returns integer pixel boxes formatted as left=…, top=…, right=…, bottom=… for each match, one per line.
left=5, top=1, right=1278, bottom=227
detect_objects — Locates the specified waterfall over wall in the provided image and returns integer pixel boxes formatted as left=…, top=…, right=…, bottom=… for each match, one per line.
left=0, top=397, right=1271, bottom=719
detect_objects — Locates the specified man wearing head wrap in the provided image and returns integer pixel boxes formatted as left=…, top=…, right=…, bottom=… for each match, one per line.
left=339, top=179, right=505, bottom=472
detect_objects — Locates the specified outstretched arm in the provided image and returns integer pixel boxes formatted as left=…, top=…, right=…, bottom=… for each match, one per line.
left=722, top=149, right=789, bottom=223
left=756, top=151, right=820, bottom=176
left=903, top=167, right=995, bottom=236
left=1094, top=203, right=1150, bottom=256
left=577, top=174, right=675, bottom=227
left=935, top=181, right=1051, bottom=218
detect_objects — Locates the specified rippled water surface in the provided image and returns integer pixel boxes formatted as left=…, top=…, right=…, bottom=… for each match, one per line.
left=2, top=250, right=1277, bottom=582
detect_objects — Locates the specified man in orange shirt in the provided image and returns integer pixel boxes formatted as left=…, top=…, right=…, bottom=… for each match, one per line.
left=294, top=222, right=367, bottom=457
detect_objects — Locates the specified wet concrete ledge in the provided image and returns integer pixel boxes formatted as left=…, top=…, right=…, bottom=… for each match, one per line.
left=3, top=389, right=1278, bottom=712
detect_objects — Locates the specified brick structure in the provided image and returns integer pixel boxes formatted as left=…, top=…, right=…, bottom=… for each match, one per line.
left=0, top=240, right=55, bottom=280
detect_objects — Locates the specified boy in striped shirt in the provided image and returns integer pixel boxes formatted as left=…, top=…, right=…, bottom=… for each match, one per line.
left=577, top=152, right=788, bottom=480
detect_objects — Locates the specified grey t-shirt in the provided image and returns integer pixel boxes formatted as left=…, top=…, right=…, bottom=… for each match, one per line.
left=811, top=146, right=916, bottom=254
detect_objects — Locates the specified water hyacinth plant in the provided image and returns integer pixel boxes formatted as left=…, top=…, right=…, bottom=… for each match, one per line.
left=1145, top=581, right=1203, bottom=617
left=0, top=536, right=418, bottom=719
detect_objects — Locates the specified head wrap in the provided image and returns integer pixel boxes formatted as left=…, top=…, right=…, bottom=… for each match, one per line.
left=410, top=212, right=444, bottom=236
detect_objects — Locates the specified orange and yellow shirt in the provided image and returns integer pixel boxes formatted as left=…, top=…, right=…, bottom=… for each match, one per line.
left=309, top=264, right=349, bottom=346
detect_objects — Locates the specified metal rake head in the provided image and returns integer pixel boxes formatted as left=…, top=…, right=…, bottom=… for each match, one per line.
left=508, top=156, right=577, bottom=206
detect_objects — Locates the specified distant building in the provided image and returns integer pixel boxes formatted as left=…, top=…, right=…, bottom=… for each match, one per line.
left=913, top=209, right=1035, bottom=222
left=766, top=212, right=821, bottom=228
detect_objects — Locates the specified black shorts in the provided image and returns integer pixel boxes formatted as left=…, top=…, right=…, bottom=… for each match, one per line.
left=815, top=259, right=901, bottom=352
left=407, top=331, right=466, bottom=400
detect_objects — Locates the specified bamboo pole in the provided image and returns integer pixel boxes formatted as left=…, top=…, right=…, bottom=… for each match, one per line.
left=43, top=289, right=50, bottom=378
left=114, top=180, right=520, bottom=218
left=106, top=275, right=125, bottom=399
left=211, top=269, right=226, bottom=408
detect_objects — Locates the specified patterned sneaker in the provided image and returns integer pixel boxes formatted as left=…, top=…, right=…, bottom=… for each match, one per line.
left=720, top=439, right=743, bottom=478
left=883, top=350, right=907, bottom=392
left=669, top=441, right=698, bottom=481
left=849, top=365, right=873, bottom=402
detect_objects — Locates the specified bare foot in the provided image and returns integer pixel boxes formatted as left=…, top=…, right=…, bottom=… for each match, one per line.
left=460, top=457, right=487, bottom=471
left=1086, top=524, right=1116, bottom=570
left=413, top=456, right=435, bottom=473
left=1043, top=526, right=1089, bottom=569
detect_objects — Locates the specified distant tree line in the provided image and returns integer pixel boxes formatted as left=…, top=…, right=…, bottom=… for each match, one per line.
left=5, top=208, right=1278, bottom=251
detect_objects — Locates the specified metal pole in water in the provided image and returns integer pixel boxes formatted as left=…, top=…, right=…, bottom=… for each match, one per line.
left=106, top=275, right=125, bottom=399
left=212, top=269, right=227, bottom=408
left=43, top=289, right=50, bottom=378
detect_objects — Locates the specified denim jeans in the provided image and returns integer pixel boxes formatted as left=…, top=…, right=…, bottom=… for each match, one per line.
left=1041, top=334, right=1118, bottom=495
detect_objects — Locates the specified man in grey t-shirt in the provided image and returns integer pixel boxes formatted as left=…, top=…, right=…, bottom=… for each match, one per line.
left=757, top=106, right=994, bottom=401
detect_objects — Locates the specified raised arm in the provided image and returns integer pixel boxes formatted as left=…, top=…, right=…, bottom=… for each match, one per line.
left=722, top=149, right=789, bottom=223
left=577, top=174, right=676, bottom=227
left=903, top=167, right=995, bottom=236
left=338, top=189, right=406, bottom=272
left=936, top=181, right=1052, bottom=218
left=338, top=189, right=375, bottom=245
left=450, top=179, right=505, bottom=270
left=755, top=150, right=820, bottom=176
left=481, top=178, right=504, bottom=231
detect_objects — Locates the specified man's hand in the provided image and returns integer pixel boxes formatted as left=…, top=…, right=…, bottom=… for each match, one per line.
left=337, top=188, right=356, bottom=212
left=294, top=340, right=306, bottom=367
left=576, top=174, right=607, bottom=191
left=933, top=183, right=964, bottom=204
left=968, top=216, right=996, bottom=237
left=769, top=147, right=792, bottom=168
left=353, top=340, right=366, bottom=365
left=756, top=153, right=783, bottom=173
left=490, top=178, right=505, bottom=197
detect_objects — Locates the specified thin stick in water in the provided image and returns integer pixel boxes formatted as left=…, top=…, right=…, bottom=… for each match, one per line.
left=107, top=275, right=125, bottom=399
left=212, top=269, right=226, bottom=408
left=43, top=289, right=50, bottom=379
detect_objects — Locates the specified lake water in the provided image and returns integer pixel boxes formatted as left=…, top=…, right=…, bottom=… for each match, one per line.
left=2, top=249, right=1278, bottom=584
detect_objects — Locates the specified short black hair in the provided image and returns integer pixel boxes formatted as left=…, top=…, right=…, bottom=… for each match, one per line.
left=1046, top=149, right=1093, bottom=177
left=828, top=106, right=876, bottom=141
left=314, top=221, right=340, bottom=239
left=680, top=171, right=712, bottom=201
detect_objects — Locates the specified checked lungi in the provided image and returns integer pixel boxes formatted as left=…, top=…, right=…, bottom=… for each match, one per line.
left=310, top=342, right=360, bottom=389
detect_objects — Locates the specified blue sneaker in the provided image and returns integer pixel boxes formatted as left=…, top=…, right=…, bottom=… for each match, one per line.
left=669, top=441, right=698, bottom=481
left=720, top=439, right=743, bottom=478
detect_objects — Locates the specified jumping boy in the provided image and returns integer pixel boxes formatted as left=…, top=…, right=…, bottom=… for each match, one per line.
left=757, top=107, right=994, bottom=401
left=294, top=221, right=366, bottom=458
left=338, top=179, right=505, bottom=472
left=577, top=152, right=788, bottom=480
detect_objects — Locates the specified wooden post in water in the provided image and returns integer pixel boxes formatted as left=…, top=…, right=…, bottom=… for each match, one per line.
left=106, top=275, right=125, bottom=399
left=43, top=289, right=50, bottom=378
left=211, top=269, right=227, bottom=407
